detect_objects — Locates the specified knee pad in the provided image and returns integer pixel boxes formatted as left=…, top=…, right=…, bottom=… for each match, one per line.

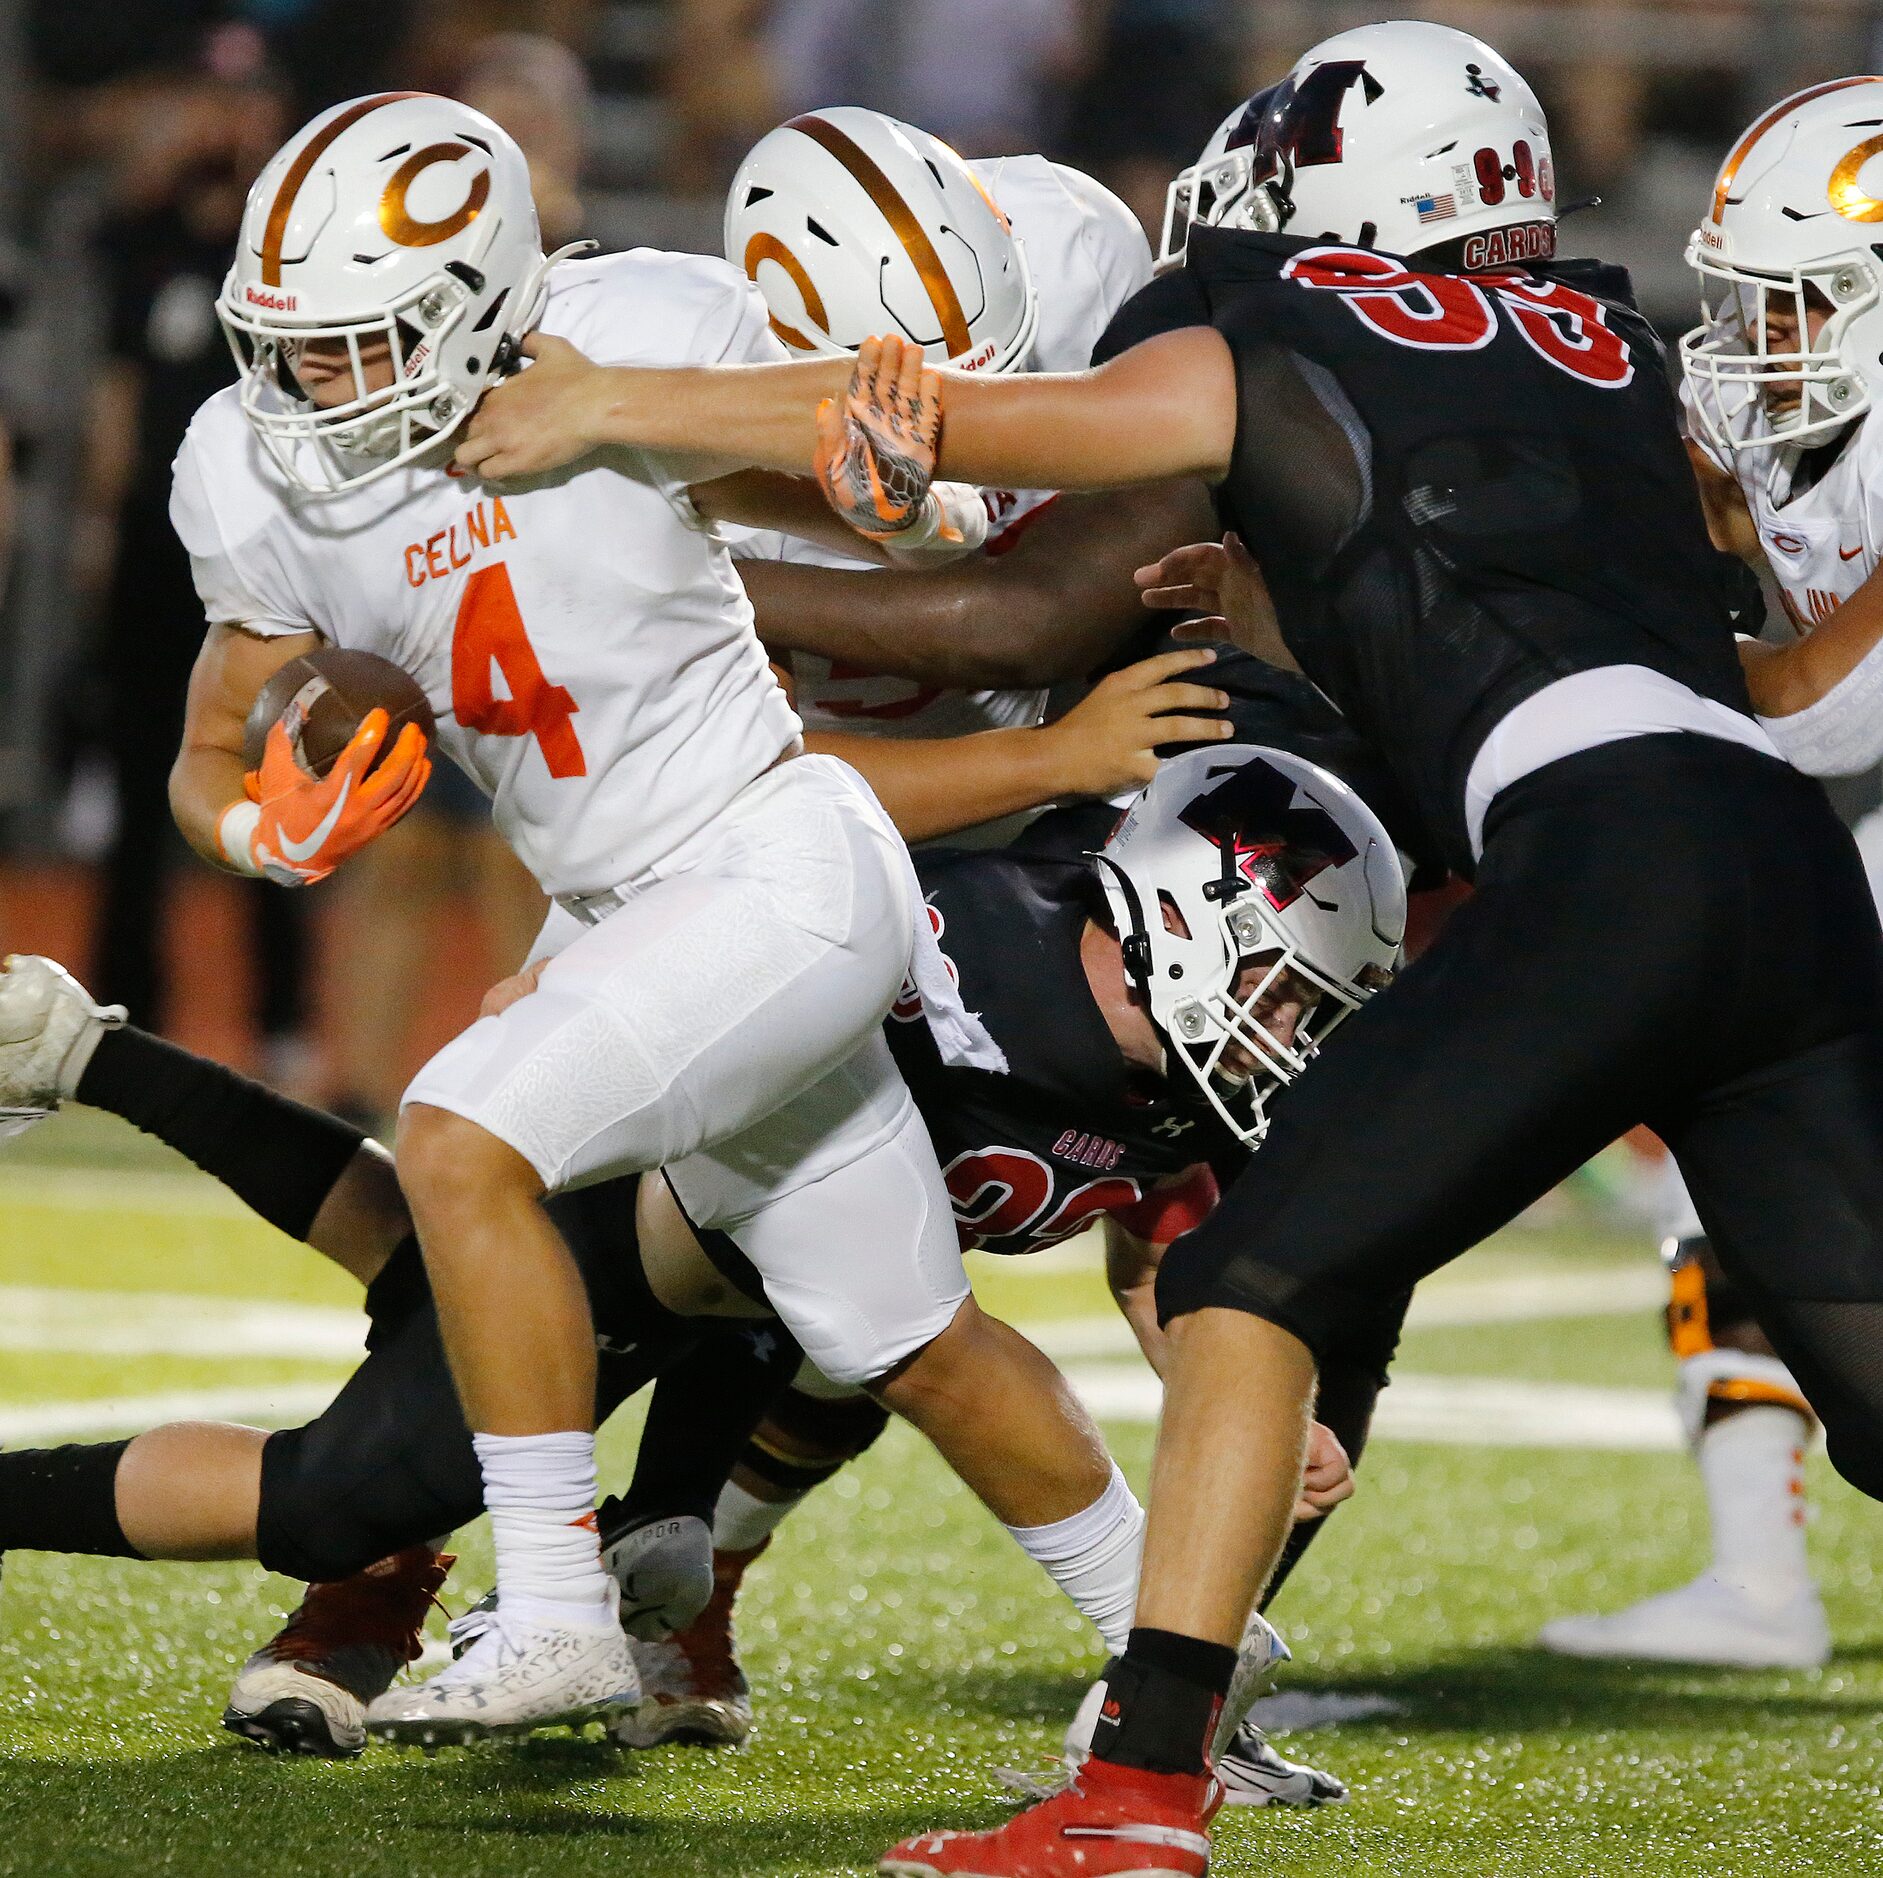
left=1665, top=1235, right=1762, bottom=1356
left=257, top=1422, right=482, bottom=1585
left=741, top=1383, right=891, bottom=1495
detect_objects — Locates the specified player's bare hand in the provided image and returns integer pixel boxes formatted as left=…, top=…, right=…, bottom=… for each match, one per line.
left=1040, top=647, right=1232, bottom=796
left=480, top=958, right=549, bottom=1020
left=456, top=333, right=612, bottom=481
left=815, top=334, right=942, bottom=540
left=242, top=710, right=431, bottom=887
left=1135, top=533, right=1283, bottom=657
left=1294, top=1421, right=1355, bottom=1522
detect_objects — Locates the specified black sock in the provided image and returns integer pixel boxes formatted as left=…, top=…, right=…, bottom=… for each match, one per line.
left=610, top=1322, right=803, bottom=1532
left=0, top=1441, right=143, bottom=1557
left=77, top=1027, right=368, bottom=1242
left=1091, top=1627, right=1237, bottom=1776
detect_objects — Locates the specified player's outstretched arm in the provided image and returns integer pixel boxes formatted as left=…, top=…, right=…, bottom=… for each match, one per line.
left=743, top=480, right=1222, bottom=690
left=1674, top=439, right=1883, bottom=769
left=1135, top=530, right=1300, bottom=674
left=456, top=329, right=1239, bottom=492
left=807, top=648, right=1233, bottom=843
left=1740, top=568, right=1883, bottom=772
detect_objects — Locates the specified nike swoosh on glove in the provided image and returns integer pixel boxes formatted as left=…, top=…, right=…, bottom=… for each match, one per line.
left=239, top=708, right=432, bottom=886
left=815, top=334, right=942, bottom=542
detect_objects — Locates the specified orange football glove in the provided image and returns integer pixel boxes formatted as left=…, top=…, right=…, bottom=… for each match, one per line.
left=814, top=334, right=942, bottom=541
left=230, top=709, right=431, bottom=886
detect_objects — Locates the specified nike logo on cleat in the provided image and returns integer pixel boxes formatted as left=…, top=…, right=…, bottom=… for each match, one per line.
left=1840, top=545, right=1866, bottom=560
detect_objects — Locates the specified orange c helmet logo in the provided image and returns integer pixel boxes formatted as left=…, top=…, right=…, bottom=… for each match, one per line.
left=1831, top=133, right=1883, bottom=222
left=742, top=232, right=830, bottom=351
left=379, top=142, right=491, bottom=248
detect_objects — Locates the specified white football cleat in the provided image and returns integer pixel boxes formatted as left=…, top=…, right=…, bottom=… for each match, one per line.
left=225, top=1547, right=452, bottom=1757
left=0, top=955, right=124, bottom=1136
left=1214, top=1605, right=1293, bottom=1756
left=1538, top=1572, right=1831, bottom=1670
left=612, top=1571, right=753, bottom=1749
left=367, top=1605, right=641, bottom=1747
left=604, top=1510, right=714, bottom=1640
left=1214, top=1716, right=1348, bottom=1807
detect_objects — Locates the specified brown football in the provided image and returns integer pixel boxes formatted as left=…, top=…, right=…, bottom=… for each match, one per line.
left=243, top=646, right=437, bottom=779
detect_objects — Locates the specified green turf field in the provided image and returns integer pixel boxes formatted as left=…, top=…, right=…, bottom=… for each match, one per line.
left=2, top=1110, right=1880, bottom=1877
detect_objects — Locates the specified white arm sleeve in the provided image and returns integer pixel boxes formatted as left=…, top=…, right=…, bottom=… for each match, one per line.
left=1757, top=633, right=1883, bottom=775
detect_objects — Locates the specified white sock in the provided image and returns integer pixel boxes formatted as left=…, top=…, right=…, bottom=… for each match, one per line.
left=1004, top=1464, right=1144, bottom=1655
left=473, top=1430, right=616, bottom=1628
left=1700, top=1406, right=1817, bottom=1608
left=712, top=1479, right=799, bottom=1555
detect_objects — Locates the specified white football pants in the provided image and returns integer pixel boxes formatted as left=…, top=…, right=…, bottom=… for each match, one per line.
left=405, top=755, right=969, bottom=1383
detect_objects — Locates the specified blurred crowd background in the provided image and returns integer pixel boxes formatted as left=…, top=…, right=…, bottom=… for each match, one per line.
left=0, top=0, right=1878, bottom=1124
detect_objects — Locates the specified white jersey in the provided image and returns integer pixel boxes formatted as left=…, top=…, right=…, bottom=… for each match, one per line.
left=1682, top=373, right=1883, bottom=635
left=733, top=155, right=1154, bottom=742
left=172, top=250, right=802, bottom=899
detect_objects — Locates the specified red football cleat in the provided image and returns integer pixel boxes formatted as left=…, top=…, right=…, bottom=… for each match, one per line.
left=882, top=1757, right=1214, bottom=1877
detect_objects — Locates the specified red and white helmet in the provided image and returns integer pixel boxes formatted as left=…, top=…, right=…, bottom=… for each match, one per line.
left=1682, top=78, right=1883, bottom=459
left=724, top=106, right=1038, bottom=373
left=219, top=91, right=573, bottom=496
left=1159, top=20, right=1554, bottom=270
left=1096, top=746, right=1405, bottom=1148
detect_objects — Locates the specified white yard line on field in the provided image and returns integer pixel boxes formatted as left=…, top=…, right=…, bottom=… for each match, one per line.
left=0, top=1382, right=341, bottom=1442
left=0, top=1164, right=257, bottom=1219
left=0, top=1286, right=366, bottom=1360
left=0, top=1365, right=1681, bottom=1451
left=1062, top=1363, right=1683, bottom=1450
left=1027, top=1265, right=1668, bottom=1364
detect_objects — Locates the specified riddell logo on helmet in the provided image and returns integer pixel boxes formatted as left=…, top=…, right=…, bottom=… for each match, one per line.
left=954, top=339, right=1000, bottom=372
left=245, top=286, right=299, bottom=311
left=1462, top=222, right=1555, bottom=269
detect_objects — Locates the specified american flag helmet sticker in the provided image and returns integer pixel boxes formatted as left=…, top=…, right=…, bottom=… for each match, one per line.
left=1414, top=194, right=1457, bottom=224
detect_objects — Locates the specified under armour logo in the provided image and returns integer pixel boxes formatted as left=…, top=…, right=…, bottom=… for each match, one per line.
left=1466, top=62, right=1501, bottom=101
left=748, top=1329, right=779, bottom=1364
left=1152, top=1114, right=1195, bottom=1140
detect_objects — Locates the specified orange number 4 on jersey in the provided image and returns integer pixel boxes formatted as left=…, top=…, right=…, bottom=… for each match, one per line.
left=450, top=563, right=586, bottom=778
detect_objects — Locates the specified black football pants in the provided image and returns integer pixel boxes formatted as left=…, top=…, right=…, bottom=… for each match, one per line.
left=256, top=1180, right=800, bottom=1582
left=1158, top=734, right=1883, bottom=1501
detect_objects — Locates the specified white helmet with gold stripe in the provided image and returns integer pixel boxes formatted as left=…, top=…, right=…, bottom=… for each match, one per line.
left=1683, top=78, right=1883, bottom=459
left=724, top=106, right=1038, bottom=374
left=218, top=91, right=573, bottom=496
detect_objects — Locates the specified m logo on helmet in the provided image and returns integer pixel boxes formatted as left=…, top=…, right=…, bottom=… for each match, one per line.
left=1238, top=62, right=1382, bottom=174
left=380, top=142, right=491, bottom=248
left=1178, top=761, right=1356, bottom=912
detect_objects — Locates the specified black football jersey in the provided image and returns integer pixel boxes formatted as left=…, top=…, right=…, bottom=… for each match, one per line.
left=1094, top=229, right=1756, bottom=873
left=888, top=848, right=1242, bottom=1257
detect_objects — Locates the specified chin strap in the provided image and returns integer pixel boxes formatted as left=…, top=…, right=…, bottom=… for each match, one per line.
left=492, top=240, right=601, bottom=380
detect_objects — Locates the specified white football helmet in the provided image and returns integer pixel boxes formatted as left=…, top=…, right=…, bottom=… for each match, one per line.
left=1096, top=746, right=1405, bottom=1148
left=219, top=91, right=575, bottom=496
left=724, top=107, right=1038, bottom=373
left=1159, top=21, right=1554, bottom=269
left=1682, top=78, right=1883, bottom=461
